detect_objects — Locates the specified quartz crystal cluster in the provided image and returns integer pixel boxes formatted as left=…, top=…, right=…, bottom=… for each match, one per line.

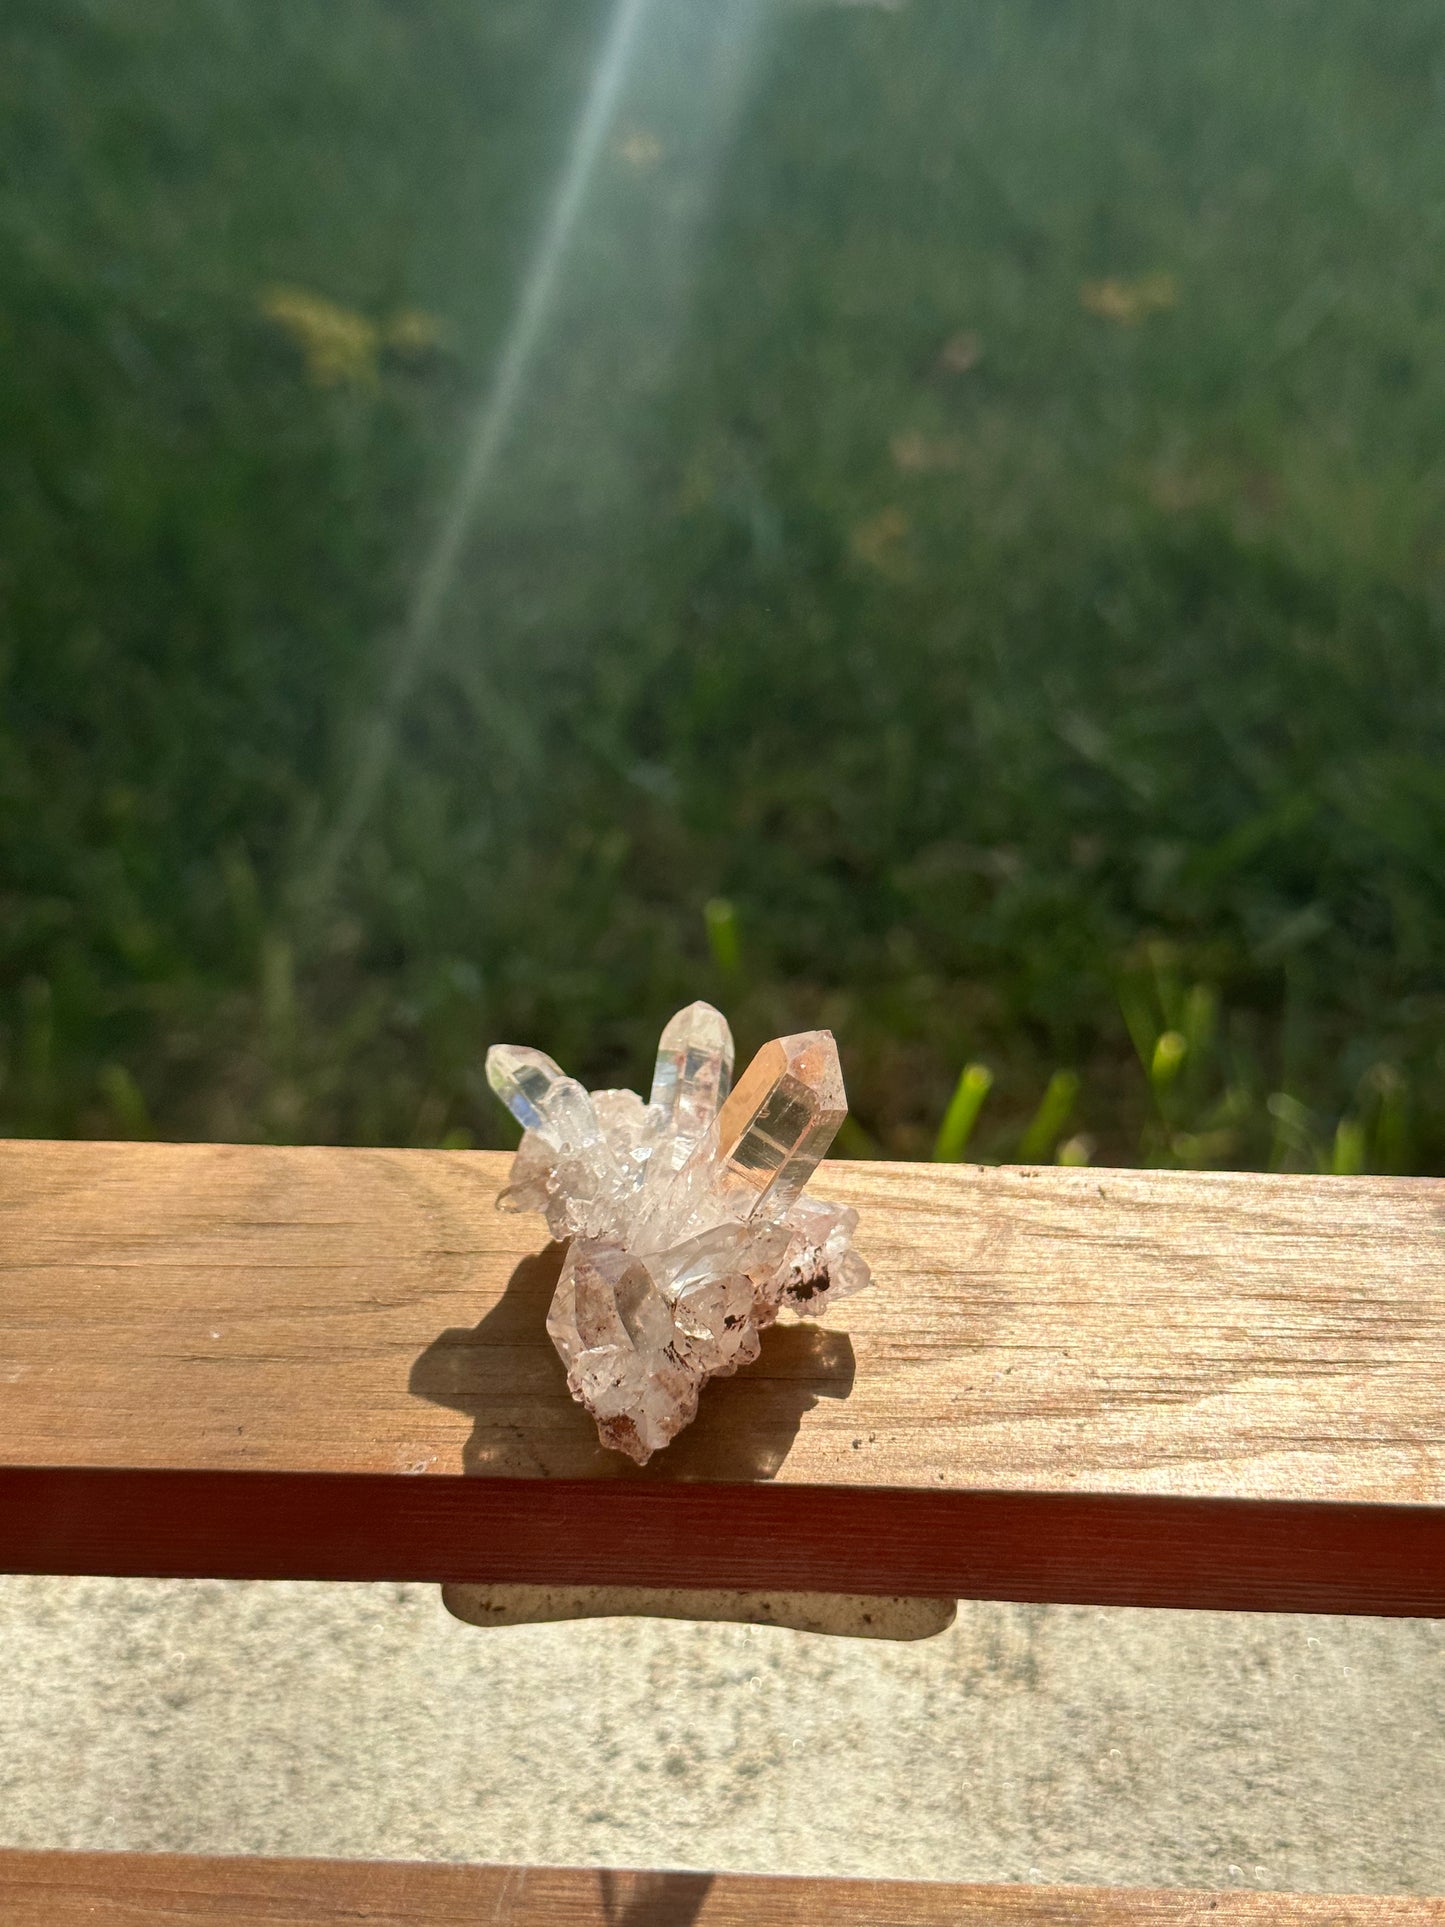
left=486, top=1004, right=870, bottom=1463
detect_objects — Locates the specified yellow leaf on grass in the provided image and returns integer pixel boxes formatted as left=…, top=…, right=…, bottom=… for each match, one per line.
left=260, top=286, right=379, bottom=387
left=851, top=506, right=912, bottom=577
left=890, top=430, right=963, bottom=474
left=618, top=129, right=663, bottom=168
left=937, top=330, right=983, bottom=374
left=1080, top=271, right=1179, bottom=326
left=384, top=309, right=447, bottom=357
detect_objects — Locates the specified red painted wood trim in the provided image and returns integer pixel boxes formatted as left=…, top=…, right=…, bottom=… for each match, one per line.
left=3, top=1468, right=1443, bottom=1615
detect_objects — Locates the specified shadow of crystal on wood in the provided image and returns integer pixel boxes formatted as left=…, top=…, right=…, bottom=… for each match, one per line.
left=409, top=1242, right=856, bottom=1482
left=597, top=1870, right=714, bottom=1927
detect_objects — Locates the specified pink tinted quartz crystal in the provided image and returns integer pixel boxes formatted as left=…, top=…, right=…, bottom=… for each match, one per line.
left=486, top=1003, right=870, bottom=1462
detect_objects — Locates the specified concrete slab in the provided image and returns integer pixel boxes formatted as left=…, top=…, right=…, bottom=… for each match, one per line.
left=0, top=1577, right=1440, bottom=1891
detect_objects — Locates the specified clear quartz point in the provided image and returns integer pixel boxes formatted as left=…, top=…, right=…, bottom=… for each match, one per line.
left=487, top=1003, right=870, bottom=1463
left=710, top=1030, right=848, bottom=1220
left=485, top=1045, right=598, bottom=1152
left=649, top=1001, right=734, bottom=1152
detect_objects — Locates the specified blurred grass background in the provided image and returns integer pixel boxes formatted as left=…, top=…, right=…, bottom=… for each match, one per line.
left=1, top=0, right=1442, bottom=1171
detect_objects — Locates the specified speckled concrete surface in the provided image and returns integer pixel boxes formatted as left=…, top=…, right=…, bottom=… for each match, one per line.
left=0, top=1577, right=1441, bottom=1891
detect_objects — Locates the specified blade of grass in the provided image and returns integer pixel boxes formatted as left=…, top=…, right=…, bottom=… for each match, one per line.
left=703, top=896, right=742, bottom=982
left=98, top=1064, right=153, bottom=1139
left=1331, top=1116, right=1366, bottom=1175
left=832, top=1115, right=880, bottom=1159
left=1149, top=1029, right=1187, bottom=1099
left=933, top=1062, right=993, bottom=1162
left=1118, top=978, right=1157, bottom=1071
left=1018, top=1068, right=1079, bottom=1163
left=1364, top=1064, right=1410, bottom=1173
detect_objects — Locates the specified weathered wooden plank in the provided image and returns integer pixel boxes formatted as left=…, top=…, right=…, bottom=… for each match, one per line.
left=2, top=1141, right=1443, bottom=1609
left=6, top=1140, right=1442, bottom=1495
left=0, top=1852, right=1439, bottom=1926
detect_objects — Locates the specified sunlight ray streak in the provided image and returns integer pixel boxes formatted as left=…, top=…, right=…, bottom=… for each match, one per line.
left=304, top=0, right=655, bottom=908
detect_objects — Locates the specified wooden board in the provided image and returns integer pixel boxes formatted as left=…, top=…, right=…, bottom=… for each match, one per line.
left=2, top=1140, right=1444, bottom=1611
left=1, top=1852, right=1439, bottom=1926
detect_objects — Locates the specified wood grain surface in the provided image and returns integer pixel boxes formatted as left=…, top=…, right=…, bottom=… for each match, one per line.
left=1, top=1852, right=1439, bottom=1926
left=2, top=1140, right=1443, bottom=1609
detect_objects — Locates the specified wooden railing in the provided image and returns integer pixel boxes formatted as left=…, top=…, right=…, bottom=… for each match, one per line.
left=3, top=1140, right=1442, bottom=1612
left=2, top=1138, right=1442, bottom=1917
left=2, top=1852, right=1440, bottom=1925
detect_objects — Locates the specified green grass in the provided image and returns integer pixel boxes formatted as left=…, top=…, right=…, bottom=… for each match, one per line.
left=1, top=0, right=1443, bottom=1171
